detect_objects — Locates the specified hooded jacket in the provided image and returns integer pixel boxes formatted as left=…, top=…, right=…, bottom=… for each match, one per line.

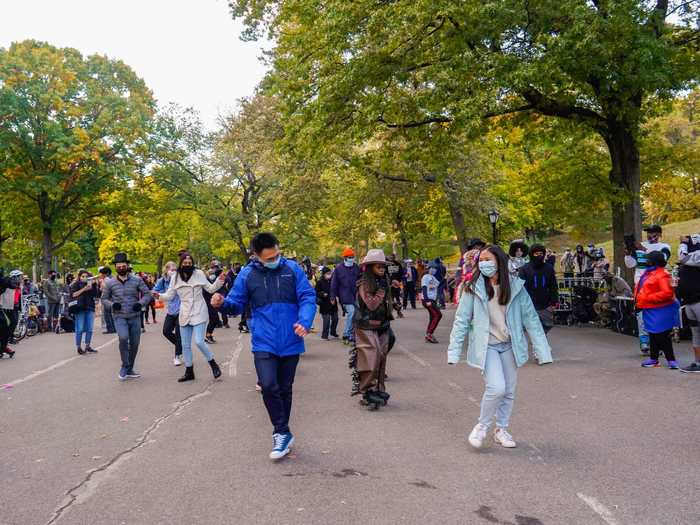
left=221, top=257, right=316, bottom=356
left=447, top=276, right=552, bottom=369
left=518, top=261, right=558, bottom=310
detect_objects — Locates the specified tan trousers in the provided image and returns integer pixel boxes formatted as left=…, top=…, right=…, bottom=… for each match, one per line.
left=355, top=328, right=389, bottom=393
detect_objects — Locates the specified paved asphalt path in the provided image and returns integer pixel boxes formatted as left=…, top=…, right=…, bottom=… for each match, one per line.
left=1, top=307, right=698, bottom=525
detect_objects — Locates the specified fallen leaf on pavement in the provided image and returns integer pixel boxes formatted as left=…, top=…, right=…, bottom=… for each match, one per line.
left=120, top=417, right=129, bottom=422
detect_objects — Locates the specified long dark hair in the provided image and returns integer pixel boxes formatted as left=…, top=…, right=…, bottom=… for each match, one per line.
left=360, top=264, right=387, bottom=294
left=465, top=244, right=511, bottom=305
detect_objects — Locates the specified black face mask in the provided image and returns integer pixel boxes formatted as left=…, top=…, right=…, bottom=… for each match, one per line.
left=532, top=255, right=545, bottom=266
left=50, top=275, right=56, bottom=280
left=116, top=268, right=129, bottom=277
left=180, top=266, right=194, bottom=278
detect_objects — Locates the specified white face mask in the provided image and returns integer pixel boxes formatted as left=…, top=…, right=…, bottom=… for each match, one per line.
left=478, top=260, right=498, bottom=277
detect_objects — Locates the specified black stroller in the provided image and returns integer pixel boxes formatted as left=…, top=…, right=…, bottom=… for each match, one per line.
left=571, top=286, right=598, bottom=324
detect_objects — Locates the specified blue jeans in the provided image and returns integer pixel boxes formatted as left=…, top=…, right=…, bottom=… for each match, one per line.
left=342, top=304, right=355, bottom=341
left=180, top=322, right=214, bottom=367
left=254, top=351, right=300, bottom=434
left=478, top=342, right=518, bottom=430
left=115, top=316, right=141, bottom=370
left=74, top=310, right=94, bottom=347
left=637, top=311, right=649, bottom=349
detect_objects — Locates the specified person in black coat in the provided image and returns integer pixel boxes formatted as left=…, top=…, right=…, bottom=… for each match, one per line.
left=316, top=267, right=339, bottom=340
left=518, top=244, right=558, bottom=335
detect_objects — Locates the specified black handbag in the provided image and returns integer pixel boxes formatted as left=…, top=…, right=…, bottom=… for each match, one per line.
left=67, top=300, right=81, bottom=315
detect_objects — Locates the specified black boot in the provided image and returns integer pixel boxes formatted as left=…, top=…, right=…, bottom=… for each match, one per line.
left=367, top=390, right=387, bottom=406
left=361, top=391, right=381, bottom=410
left=178, top=366, right=195, bottom=382
left=374, top=391, right=390, bottom=404
left=208, top=359, right=222, bottom=379
left=77, top=346, right=86, bottom=355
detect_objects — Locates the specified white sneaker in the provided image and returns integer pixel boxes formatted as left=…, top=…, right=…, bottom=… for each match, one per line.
left=468, top=423, right=489, bottom=449
left=494, top=428, right=517, bottom=448
left=173, top=356, right=183, bottom=366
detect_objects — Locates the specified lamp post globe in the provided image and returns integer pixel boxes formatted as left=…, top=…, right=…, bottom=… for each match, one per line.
left=488, top=209, right=500, bottom=244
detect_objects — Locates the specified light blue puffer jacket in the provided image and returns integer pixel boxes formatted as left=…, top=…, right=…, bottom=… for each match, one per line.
left=447, top=276, right=553, bottom=369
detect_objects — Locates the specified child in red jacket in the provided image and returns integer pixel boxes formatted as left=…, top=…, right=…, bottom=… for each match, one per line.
left=634, top=251, right=680, bottom=368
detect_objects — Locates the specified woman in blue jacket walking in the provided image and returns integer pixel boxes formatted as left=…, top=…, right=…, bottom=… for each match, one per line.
left=448, top=245, right=552, bottom=450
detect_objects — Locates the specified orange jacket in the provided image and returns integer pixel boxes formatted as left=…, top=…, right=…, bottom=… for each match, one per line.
left=634, top=267, right=675, bottom=310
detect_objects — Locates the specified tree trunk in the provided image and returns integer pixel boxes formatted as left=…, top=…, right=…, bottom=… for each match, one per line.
left=156, top=252, right=164, bottom=277
left=395, top=211, right=410, bottom=259
left=42, top=227, right=53, bottom=276
left=605, top=127, right=642, bottom=283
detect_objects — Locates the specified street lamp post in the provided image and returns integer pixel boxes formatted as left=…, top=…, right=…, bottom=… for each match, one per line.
left=488, top=209, right=500, bottom=245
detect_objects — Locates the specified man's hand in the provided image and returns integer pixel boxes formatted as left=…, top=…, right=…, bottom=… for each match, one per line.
left=132, top=303, right=142, bottom=312
left=293, top=323, right=309, bottom=337
left=112, top=302, right=122, bottom=311
left=218, top=272, right=226, bottom=282
left=391, top=280, right=401, bottom=288
left=210, top=293, right=225, bottom=308
left=425, top=301, right=432, bottom=307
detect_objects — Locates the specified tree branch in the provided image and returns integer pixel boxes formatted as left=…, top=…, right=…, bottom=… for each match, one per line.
left=376, top=115, right=452, bottom=128
left=519, top=87, right=606, bottom=130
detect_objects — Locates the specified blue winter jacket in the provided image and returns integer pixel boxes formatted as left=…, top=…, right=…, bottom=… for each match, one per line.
left=154, top=276, right=180, bottom=316
left=447, top=276, right=553, bottom=370
left=221, top=258, right=317, bottom=356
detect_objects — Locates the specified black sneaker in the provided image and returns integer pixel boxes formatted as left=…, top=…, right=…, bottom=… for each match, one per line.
left=86, top=346, right=98, bottom=354
left=680, top=362, right=700, bottom=373
left=77, top=346, right=86, bottom=355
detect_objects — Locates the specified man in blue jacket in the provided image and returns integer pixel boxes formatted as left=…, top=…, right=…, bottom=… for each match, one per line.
left=331, top=247, right=362, bottom=344
left=211, top=233, right=316, bottom=461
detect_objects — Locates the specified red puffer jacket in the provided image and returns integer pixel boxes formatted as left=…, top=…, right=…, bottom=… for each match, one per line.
left=634, top=267, right=675, bottom=310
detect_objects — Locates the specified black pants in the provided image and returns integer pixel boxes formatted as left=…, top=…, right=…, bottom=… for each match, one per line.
left=8, top=308, right=18, bottom=341
left=144, top=302, right=156, bottom=322
left=0, top=310, right=12, bottom=350
left=403, top=282, right=416, bottom=309
left=322, top=312, right=339, bottom=338
left=239, top=307, right=249, bottom=330
left=162, top=313, right=182, bottom=356
left=649, top=330, right=676, bottom=362
left=220, top=311, right=229, bottom=327
left=207, top=307, right=218, bottom=334
left=253, top=352, right=300, bottom=434
left=391, top=287, right=401, bottom=308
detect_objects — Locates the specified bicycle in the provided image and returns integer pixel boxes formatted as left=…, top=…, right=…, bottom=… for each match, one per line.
left=13, top=293, right=42, bottom=342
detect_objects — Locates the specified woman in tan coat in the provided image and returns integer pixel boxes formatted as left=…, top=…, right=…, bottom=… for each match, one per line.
left=350, top=249, right=397, bottom=410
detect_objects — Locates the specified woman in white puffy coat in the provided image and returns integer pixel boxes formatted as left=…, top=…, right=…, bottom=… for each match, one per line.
left=156, top=252, right=225, bottom=382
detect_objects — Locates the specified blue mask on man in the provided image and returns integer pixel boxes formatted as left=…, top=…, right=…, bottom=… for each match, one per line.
left=263, top=256, right=281, bottom=270
left=343, top=258, right=355, bottom=267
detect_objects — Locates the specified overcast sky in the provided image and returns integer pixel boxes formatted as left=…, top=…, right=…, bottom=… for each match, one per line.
left=0, top=0, right=269, bottom=129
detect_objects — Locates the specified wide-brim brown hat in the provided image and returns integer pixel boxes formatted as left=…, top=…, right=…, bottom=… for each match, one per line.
left=361, top=249, right=387, bottom=266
